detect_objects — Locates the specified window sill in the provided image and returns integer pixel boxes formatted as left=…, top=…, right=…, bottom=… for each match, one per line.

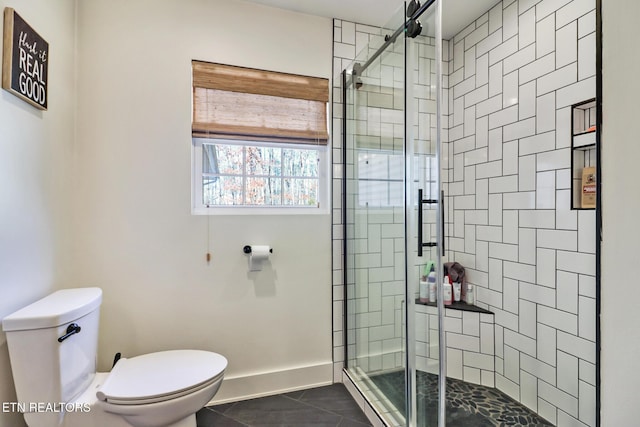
left=192, top=206, right=330, bottom=216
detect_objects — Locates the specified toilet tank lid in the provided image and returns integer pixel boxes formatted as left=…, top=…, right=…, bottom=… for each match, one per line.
left=2, top=288, right=102, bottom=332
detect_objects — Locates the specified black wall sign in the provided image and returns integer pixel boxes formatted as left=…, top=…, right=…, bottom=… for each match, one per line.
left=2, top=8, right=49, bottom=110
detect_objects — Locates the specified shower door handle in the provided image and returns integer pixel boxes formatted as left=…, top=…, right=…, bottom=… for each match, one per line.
left=417, top=189, right=444, bottom=257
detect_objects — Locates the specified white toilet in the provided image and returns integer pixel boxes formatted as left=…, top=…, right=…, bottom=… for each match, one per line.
left=2, top=287, right=227, bottom=427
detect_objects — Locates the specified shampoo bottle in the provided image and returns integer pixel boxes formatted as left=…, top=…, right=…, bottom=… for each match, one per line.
left=443, top=276, right=452, bottom=306
left=427, top=269, right=437, bottom=302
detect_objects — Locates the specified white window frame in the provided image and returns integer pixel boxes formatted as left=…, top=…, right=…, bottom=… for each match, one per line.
left=192, top=138, right=330, bottom=215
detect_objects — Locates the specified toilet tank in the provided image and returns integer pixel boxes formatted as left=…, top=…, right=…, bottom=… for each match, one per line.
left=2, top=288, right=102, bottom=408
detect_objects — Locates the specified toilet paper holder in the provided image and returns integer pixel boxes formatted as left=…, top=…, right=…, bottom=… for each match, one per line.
left=243, top=245, right=273, bottom=254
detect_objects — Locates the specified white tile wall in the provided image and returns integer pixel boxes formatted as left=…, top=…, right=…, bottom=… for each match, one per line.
left=446, top=0, right=596, bottom=425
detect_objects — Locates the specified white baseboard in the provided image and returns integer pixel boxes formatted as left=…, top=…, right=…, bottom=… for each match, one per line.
left=208, top=362, right=333, bottom=405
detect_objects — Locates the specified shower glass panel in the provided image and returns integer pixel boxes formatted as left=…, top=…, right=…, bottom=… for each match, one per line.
left=344, top=4, right=408, bottom=426
left=344, top=2, right=444, bottom=426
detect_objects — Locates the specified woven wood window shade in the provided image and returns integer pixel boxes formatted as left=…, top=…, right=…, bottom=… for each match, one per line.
left=192, top=61, right=329, bottom=145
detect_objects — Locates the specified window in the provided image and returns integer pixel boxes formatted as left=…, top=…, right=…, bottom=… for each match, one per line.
left=191, top=61, right=329, bottom=213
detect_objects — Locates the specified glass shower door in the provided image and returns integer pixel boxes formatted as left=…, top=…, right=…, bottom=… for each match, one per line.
left=344, top=5, right=409, bottom=426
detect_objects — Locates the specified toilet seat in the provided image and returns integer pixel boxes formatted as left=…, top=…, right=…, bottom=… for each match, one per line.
left=96, top=350, right=227, bottom=405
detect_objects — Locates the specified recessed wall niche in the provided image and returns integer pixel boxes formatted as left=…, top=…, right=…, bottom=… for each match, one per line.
left=571, top=99, right=597, bottom=209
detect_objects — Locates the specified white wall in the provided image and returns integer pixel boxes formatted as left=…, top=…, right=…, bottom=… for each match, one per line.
left=601, top=1, right=640, bottom=425
left=73, top=0, right=334, bottom=402
left=0, top=0, right=77, bottom=426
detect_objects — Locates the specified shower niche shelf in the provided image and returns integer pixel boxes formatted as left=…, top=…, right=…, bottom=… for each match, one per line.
left=415, top=299, right=493, bottom=315
left=571, top=99, right=597, bottom=210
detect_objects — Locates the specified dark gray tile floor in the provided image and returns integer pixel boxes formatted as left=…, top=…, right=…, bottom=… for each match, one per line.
left=196, top=384, right=373, bottom=427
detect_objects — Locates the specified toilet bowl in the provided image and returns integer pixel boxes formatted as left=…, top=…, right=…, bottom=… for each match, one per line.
left=2, top=288, right=227, bottom=427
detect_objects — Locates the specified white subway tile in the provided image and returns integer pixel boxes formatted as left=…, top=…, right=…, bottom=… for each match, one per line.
left=556, top=189, right=578, bottom=230
left=556, top=0, right=596, bottom=30
left=489, top=36, right=519, bottom=65
left=578, top=31, right=596, bottom=81
left=455, top=194, right=476, bottom=210
left=578, top=10, right=596, bottom=38
left=504, top=278, right=519, bottom=314
left=522, top=352, right=556, bottom=387
left=520, top=280, right=556, bottom=307
left=466, top=210, right=489, bottom=225
left=520, top=209, right=555, bottom=229
left=454, top=76, right=477, bottom=99
left=465, top=47, right=477, bottom=80
left=537, top=148, right=571, bottom=172
left=519, top=52, right=555, bottom=84
left=503, top=345, right=520, bottom=383
left=465, top=22, right=489, bottom=50
left=504, top=43, right=535, bottom=75
left=463, top=311, right=481, bottom=336
left=477, top=225, right=503, bottom=242
left=489, top=2, right=503, bottom=34
left=579, top=380, right=596, bottom=426
left=578, top=296, right=596, bottom=341
left=447, top=332, right=480, bottom=352
left=557, top=250, right=595, bottom=276
left=464, top=107, right=476, bottom=137
left=489, top=105, right=519, bottom=129
left=447, top=348, right=464, bottom=379
left=465, top=352, right=495, bottom=371
left=538, top=229, right=578, bottom=251
left=475, top=179, right=489, bottom=209
left=465, top=85, right=489, bottom=108
left=519, top=7, right=536, bottom=48
left=489, top=62, right=503, bottom=98
left=489, top=194, right=503, bottom=226
left=537, top=247, right=557, bottom=288
left=556, top=106, right=572, bottom=149
left=537, top=170, right=556, bottom=209
left=557, top=330, right=595, bottom=364
left=477, top=93, right=503, bottom=117
left=503, top=2, right=518, bottom=40
left=520, top=131, right=556, bottom=156
left=537, top=91, right=556, bottom=133
left=477, top=29, right=503, bottom=58
left=520, top=299, right=537, bottom=339
left=505, top=329, right=537, bottom=357
left=489, top=175, right=518, bottom=193
left=521, top=370, right=539, bottom=412
left=519, top=228, right=537, bottom=264
left=536, top=14, right=556, bottom=58
left=495, top=325, right=505, bottom=357
left=505, top=141, right=520, bottom=176
left=503, top=70, right=519, bottom=109
left=476, top=240, right=490, bottom=271
left=477, top=160, right=503, bottom=179
left=536, top=0, right=572, bottom=21
left=489, top=258, right=504, bottom=293
left=537, top=63, right=578, bottom=97
left=463, top=366, right=482, bottom=385
left=491, top=242, right=518, bottom=263
left=556, top=76, right=596, bottom=108
left=519, top=155, right=537, bottom=191
left=465, top=224, right=476, bottom=254
left=478, top=286, right=503, bottom=308
left=496, top=374, right=520, bottom=401
left=579, top=359, right=596, bottom=386
left=476, top=55, right=489, bottom=90
left=557, top=350, right=579, bottom=397
left=538, top=398, right=558, bottom=426
left=504, top=192, right=536, bottom=209
left=557, top=270, right=579, bottom=314
left=539, top=305, right=578, bottom=336
left=578, top=274, right=596, bottom=298
left=539, top=381, right=578, bottom=418
left=556, top=21, right=578, bottom=69
left=538, top=323, right=557, bottom=366
left=519, top=81, right=537, bottom=120
left=502, top=210, right=518, bottom=245
left=504, top=261, right=536, bottom=282
left=488, top=128, right=503, bottom=162
left=504, top=118, right=536, bottom=142
left=557, top=168, right=571, bottom=189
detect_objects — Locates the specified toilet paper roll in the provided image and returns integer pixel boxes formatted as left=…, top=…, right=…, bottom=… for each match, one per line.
left=249, top=245, right=271, bottom=271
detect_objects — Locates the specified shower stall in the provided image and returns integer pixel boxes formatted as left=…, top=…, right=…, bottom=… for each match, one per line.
left=338, top=0, right=598, bottom=426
